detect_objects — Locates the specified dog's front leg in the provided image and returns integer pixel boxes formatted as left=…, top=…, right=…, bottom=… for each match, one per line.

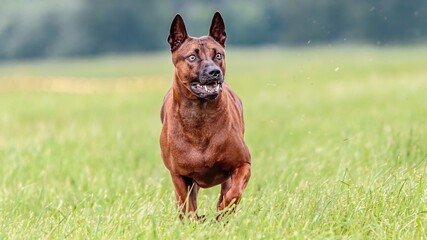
left=170, top=174, right=199, bottom=219
left=217, top=178, right=232, bottom=210
left=217, top=163, right=251, bottom=215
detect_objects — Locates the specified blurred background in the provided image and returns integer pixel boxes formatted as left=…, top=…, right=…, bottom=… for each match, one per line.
left=1, top=0, right=427, bottom=60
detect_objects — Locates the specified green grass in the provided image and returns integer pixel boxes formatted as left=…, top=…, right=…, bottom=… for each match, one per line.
left=1, top=46, right=426, bottom=239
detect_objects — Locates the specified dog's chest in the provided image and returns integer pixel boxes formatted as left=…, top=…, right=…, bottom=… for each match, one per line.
left=172, top=132, right=226, bottom=170
left=170, top=129, right=244, bottom=175
left=174, top=147, right=232, bottom=187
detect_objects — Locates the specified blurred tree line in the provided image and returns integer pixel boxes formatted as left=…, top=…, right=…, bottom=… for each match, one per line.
left=1, top=0, right=426, bottom=60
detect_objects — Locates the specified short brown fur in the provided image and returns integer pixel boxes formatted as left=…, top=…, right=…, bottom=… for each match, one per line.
left=160, top=12, right=251, bottom=219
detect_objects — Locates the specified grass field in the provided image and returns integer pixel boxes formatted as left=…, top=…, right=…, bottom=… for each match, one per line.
left=1, top=46, right=426, bottom=239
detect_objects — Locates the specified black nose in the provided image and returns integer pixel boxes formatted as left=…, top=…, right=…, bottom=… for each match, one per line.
left=208, top=68, right=221, bottom=78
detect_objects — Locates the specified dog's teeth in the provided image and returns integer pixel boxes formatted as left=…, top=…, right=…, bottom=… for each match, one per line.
left=204, top=86, right=208, bottom=91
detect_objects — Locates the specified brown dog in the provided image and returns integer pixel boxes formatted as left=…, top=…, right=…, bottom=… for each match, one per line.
left=160, top=12, right=251, bottom=219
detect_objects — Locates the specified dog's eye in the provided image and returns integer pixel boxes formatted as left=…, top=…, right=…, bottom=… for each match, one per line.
left=215, top=53, right=222, bottom=60
left=187, top=55, right=196, bottom=62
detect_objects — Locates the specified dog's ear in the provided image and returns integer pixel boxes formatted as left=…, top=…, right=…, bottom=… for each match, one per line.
left=168, top=14, right=188, bottom=51
left=209, top=12, right=226, bottom=47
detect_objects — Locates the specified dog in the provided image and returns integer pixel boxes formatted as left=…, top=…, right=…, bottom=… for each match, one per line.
left=160, top=12, right=251, bottom=219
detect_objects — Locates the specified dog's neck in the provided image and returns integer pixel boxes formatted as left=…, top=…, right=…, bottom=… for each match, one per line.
left=174, top=92, right=229, bottom=149
left=172, top=84, right=226, bottom=128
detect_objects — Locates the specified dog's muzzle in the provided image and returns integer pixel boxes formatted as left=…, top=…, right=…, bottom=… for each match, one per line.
left=190, top=65, right=224, bottom=100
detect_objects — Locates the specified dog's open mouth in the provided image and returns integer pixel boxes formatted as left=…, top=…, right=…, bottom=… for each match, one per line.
left=190, top=81, right=222, bottom=100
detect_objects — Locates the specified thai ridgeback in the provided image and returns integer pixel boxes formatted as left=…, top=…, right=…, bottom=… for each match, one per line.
left=160, top=12, right=251, bottom=219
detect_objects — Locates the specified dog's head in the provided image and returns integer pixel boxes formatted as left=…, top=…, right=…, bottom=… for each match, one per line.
left=168, top=12, right=227, bottom=101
